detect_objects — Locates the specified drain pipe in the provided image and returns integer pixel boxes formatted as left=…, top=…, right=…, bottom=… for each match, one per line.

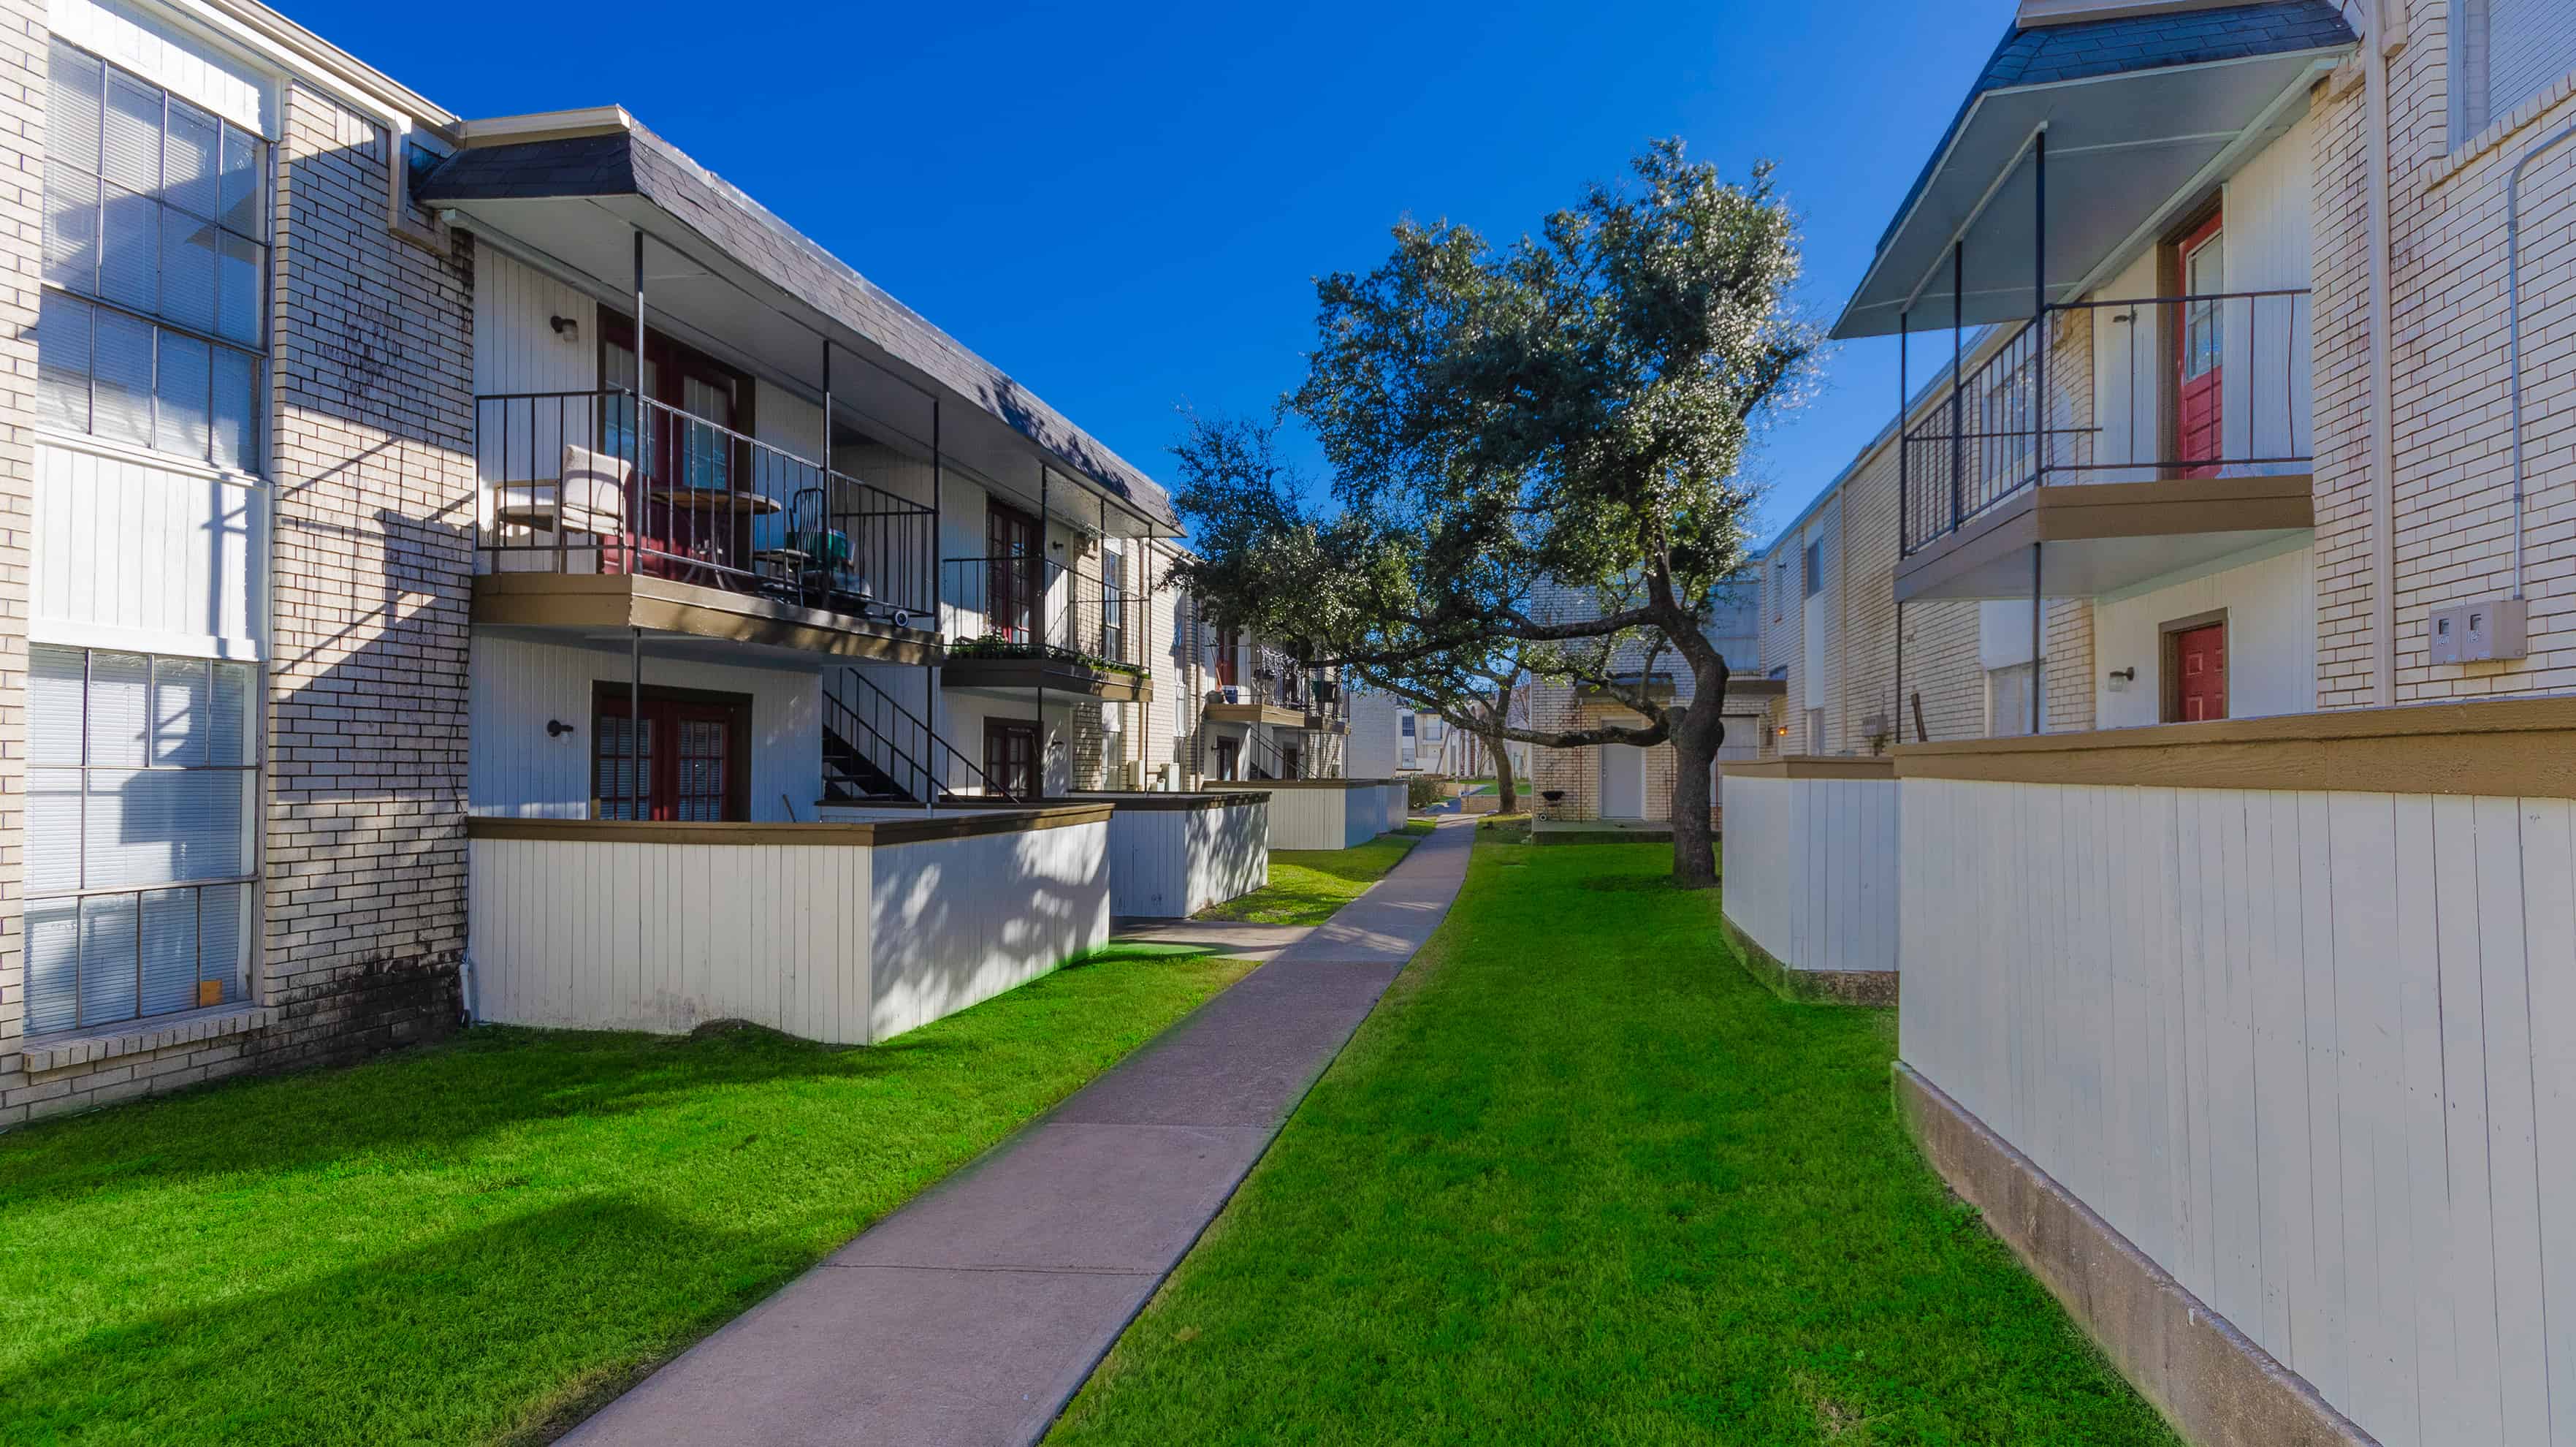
left=2363, top=7, right=2398, bottom=705
left=2505, top=118, right=2576, bottom=602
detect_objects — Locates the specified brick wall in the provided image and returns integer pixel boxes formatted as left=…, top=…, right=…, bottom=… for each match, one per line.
left=2, top=80, right=475, bottom=1129
left=0, top=0, right=42, bottom=1124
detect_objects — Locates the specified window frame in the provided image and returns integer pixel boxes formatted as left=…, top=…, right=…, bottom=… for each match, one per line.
left=39, top=40, right=273, bottom=478
left=26, top=645, right=263, bottom=1038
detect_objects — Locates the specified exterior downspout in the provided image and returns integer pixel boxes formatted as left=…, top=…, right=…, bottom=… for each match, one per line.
left=2363, top=0, right=2398, bottom=706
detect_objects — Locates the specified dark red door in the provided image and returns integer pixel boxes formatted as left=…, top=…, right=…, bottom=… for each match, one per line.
left=2176, top=214, right=2224, bottom=477
left=2173, top=623, right=2227, bottom=723
left=592, top=694, right=745, bottom=820
left=1214, top=631, right=1240, bottom=688
left=983, top=718, right=1038, bottom=799
left=986, top=504, right=1042, bottom=643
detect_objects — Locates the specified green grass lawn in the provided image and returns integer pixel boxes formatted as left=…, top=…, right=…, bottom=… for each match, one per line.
left=0, top=945, right=1254, bottom=1447
left=1053, top=843, right=2176, bottom=1446
left=1193, top=824, right=1431, bottom=927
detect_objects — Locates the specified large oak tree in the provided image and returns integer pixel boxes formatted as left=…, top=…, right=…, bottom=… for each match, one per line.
left=1173, top=140, right=1813, bottom=886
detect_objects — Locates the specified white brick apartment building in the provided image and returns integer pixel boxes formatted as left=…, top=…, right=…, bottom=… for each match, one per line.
left=4, top=0, right=1343, bottom=1125
left=1731, top=4, right=2576, bottom=1445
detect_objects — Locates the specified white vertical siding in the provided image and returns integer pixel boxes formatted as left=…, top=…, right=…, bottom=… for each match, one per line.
left=50, top=0, right=272, bottom=134
left=2091, top=538, right=2317, bottom=728
left=755, top=384, right=824, bottom=463
left=1720, top=773, right=1900, bottom=976
left=468, top=634, right=823, bottom=821
left=473, top=251, right=597, bottom=397
left=1900, top=777, right=2576, bottom=1447
left=866, top=819, right=1110, bottom=1040
left=1099, top=800, right=1268, bottom=918
left=1208, top=785, right=1374, bottom=849
left=31, top=441, right=264, bottom=657
left=2219, top=113, right=2315, bottom=466
left=2087, top=247, right=2167, bottom=483
left=469, top=836, right=875, bottom=1043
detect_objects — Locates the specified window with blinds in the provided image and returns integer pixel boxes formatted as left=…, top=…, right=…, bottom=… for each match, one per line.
left=28, top=646, right=259, bottom=1036
left=38, top=41, right=267, bottom=472
left=2455, top=0, right=2576, bottom=141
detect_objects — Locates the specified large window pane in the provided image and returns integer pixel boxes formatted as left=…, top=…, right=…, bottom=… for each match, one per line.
left=210, top=661, right=252, bottom=765
left=152, top=656, right=210, bottom=766
left=96, top=182, right=158, bottom=319
left=102, top=72, right=160, bottom=194
left=199, top=883, right=248, bottom=1003
left=34, top=292, right=92, bottom=437
left=27, top=768, right=80, bottom=894
left=161, top=209, right=219, bottom=336
left=91, top=307, right=155, bottom=447
left=31, top=645, right=86, bottom=767
left=43, top=163, right=99, bottom=292
left=155, top=330, right=211, bottom=463
left=219, top=128, right=264, bottom=240
left=47, top=41, right=102, bottom=173
left=86, top=650, right=149, bottom=767
left=79, top=893, right=141, bottom=1028
left=216, top=231, right=261, bottom=346
left=140, top=886, right=200, bottom=1016
left=26, top=900, right=81, bottom=1036
left=82, top=767, right=248, bottom=889
left=163, top=99, right=220, bottom=221
left=211, top=347, right=256, bottom=473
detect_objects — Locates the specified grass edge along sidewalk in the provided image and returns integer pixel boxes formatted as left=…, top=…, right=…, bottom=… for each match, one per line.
left=0, top=945, right=1253, bottom=1447
left=1048, top=839, right=2179, bottom=1446
left=1194, top=819, right=1437, bottom=927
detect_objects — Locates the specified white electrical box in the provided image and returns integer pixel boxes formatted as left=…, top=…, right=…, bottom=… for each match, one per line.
left=2428, top=608, right=2459, bottom=664
left=2428, top=598, right=2529, bottom=663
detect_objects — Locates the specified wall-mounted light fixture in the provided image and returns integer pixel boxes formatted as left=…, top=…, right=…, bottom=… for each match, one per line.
left=549, top=314, right=579, bottom=341
left=2106, top=666, right=2136, bottom=693
left=546, top=719, right=576, bottom=737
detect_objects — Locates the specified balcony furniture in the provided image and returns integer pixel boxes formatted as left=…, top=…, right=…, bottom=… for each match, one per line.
left=491, top=443, right=630, bottom=536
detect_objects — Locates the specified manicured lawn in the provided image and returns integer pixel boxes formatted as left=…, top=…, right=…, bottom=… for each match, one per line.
left=0, top=945, right=1254, bottom=1447
left=1053, top=843, right=2176, bottom=1446
left=1194, top=824, right=1431, bottom=927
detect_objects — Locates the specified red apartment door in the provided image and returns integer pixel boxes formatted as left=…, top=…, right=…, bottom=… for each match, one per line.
left=986, top=504, right=1042, bottom=643
left=2173, top=623, right=2228, bottom=722
left=983, top=718, right=1038, bottom=799
left=1214, top=631, right=1240, bottom=689
left=2176, top=213, right=2224, bottom=477
left=592, top=693, right=747, bottom=820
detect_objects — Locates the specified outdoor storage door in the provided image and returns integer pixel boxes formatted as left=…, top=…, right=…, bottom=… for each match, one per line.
left=1602, top=743, right=1646, bottom=819
left=2173, top=623, right=2228, bottom=722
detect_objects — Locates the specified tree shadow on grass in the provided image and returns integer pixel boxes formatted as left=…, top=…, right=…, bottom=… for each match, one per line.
left=0, top=1198, right=805, bottom=1446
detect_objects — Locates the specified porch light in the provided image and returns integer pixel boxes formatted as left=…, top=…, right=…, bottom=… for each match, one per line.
left=546, top=719, right=576, bottom=737
left=549, top=314, right=578, bottom=340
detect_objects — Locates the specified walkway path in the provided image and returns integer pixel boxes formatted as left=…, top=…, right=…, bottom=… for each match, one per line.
left=563, top=817, right=1479, bottom=1447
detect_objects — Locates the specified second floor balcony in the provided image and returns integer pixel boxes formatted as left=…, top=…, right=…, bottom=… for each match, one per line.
left=473, top=389, right=939, bottom=664
left=1893, top=291, right=2317, bottom=604
left=940, top=553, right=1151, bottom=702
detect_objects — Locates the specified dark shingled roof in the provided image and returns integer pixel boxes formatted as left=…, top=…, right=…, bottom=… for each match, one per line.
left=424, top=123, right=1177, bottom=529
left=1876, top=1, right=2358, bottom=256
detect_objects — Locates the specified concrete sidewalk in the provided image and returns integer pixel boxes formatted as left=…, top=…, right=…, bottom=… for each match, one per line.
left=563, top=819, right=1476, bottom=1447
left=1104, top=918, right=1314, bottom=965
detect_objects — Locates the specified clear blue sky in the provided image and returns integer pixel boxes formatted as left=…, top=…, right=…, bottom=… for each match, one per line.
left=295, top=0, right=2004, bottom=543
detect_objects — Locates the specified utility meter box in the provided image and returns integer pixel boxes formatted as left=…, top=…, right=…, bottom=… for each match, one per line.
left=2428, top=598, right=2529, bottom=663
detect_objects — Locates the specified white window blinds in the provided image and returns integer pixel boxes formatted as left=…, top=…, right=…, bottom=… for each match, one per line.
left=26, top=645, right=257, bottom=1036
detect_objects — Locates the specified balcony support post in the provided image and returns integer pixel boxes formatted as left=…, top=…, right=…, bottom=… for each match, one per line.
left=630, top=626, right=643, bottom=823
left=2032, top=129, right=2047, bottom=489
left=942, top=394, right=953, bottom=813
left=2030, top=543, right=2043, bottom=737
left=1898, top=308, right=1908, bottom=555
left=1037, top=463, right=1048, bottom=800
left=1950, top=240, right=1964, bottom=537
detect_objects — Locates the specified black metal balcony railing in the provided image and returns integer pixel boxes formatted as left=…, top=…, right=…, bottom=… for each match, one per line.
left=474, top=389, right=937, bottom=627
left=1900, top=290, right=2312, bottom=556
left=940, top=555, right=1145, bottom=675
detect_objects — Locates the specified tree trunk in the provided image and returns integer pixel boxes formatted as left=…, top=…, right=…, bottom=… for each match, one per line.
left=1666, top=662, right=1731, bottom=889
left=1490, top=733, right=1520, bottom=813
